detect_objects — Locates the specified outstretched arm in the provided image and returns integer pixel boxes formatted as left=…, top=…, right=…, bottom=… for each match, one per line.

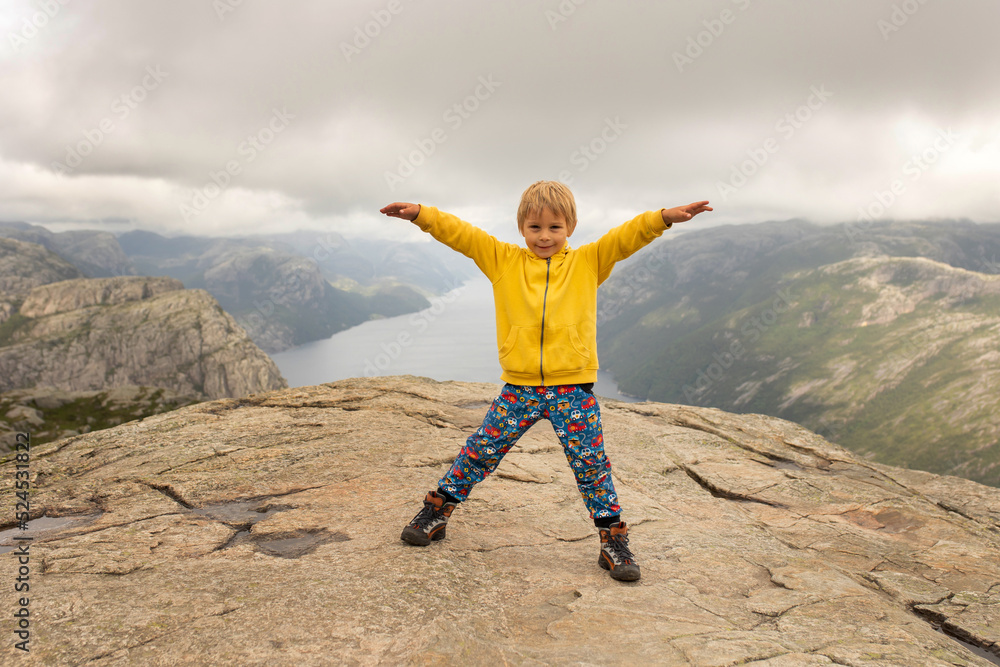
left=380, top=202, right=421, bottom=222
left=379, top=202, right=516, bottom=281
left=661, top=201, right=712, bottom=225
left=582, top=200, right=713, bottom=284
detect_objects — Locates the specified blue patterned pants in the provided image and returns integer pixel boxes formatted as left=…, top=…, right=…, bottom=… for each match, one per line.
left=439, top=383, right=621, bottom=519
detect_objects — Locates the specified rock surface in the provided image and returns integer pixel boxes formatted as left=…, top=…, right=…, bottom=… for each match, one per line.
left=19, top=275, right=185, bottom=317
left=0, top=276, right=287, bottom=399
left=1, top=375, right=998, bottom=665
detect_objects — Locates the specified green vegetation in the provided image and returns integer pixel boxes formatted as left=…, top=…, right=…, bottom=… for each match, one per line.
left=0, top=313, right=30, bottom=347
left=0, top=387, right=200, bottom=454
left=599, top=221, right=1000, bottom=487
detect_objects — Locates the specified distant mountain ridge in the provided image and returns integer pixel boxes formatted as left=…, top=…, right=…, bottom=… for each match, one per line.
left=0, top=275, right=286, bottom=399
left=597, top=218, right=1000, bottom=486
left=0, top=222, right=137, bottom=277
left=115, top=227, right=474, bottom=294
left=115, top=228, right=461, bottom=352
left=254, top=230, right=474, bottom=295
left=0, top=223, right=472, bottom=354
left=0, top=236, right=83, bottom=296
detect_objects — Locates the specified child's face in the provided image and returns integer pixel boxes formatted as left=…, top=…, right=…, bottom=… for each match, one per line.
left=520, top=207, right=571, bottom=259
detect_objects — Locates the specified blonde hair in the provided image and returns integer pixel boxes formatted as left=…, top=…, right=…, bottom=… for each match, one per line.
left=517, top=181, right=577, bottom=234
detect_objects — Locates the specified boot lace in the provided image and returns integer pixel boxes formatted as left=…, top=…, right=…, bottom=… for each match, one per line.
left=410, top=500, right=441, bottom=530
left=607, top=532, right=635, bottom=565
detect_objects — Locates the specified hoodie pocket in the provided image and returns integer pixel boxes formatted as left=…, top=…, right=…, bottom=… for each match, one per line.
left=545, top=324, right=592, bottom=373
left=498, top=326, right=540, bottom=375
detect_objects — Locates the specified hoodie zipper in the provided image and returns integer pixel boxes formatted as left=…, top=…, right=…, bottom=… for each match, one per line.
left=539, top=257, right=551, bottom=385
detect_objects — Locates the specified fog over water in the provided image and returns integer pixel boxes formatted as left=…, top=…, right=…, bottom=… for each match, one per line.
left=271, top=276, right=639, bottom=402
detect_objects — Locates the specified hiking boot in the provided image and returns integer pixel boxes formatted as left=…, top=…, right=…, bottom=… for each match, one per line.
left=598, top=521, right=641, bottom=581
left=400, top=491, right=457, bottom=546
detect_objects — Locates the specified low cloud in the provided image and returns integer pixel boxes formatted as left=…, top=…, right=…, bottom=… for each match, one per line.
left=1, top=0, right=997, bottom=238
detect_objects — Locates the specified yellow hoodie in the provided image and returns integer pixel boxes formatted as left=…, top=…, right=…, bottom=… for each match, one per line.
left=413, top=205, right=672, bottom=386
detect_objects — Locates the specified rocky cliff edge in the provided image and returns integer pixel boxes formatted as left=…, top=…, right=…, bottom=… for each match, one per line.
left=1, top=375, right=998, bottom=665
left=0, top=276, right=287, bottom=399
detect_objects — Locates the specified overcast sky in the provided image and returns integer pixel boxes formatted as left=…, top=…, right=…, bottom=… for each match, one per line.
left=1, top=0, right=998, bottom=245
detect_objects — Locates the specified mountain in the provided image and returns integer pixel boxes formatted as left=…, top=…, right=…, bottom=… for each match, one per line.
left=1, top=375, right=997, bottom=664
left=197, top=246, right=428, bottom=352
left=0, top=236, right=83, bottom=297
left=630, top=256, right=1000, bottom=485
left=116, top=227, right=475, bottom=293
left=250, top=230, right=475, bottom=295
left=0, top=222, right=137, bottom=277
left=0, top=239, right=286, bottom=451
left=331, top=236, right=476, bottom=294
left=117, top=230, right=433, bottom=352
left=5, top=224, right=475, bottom=353
left=597, top=219, right=1000, bottom=486
left=0, top=275, right=287, bottom=399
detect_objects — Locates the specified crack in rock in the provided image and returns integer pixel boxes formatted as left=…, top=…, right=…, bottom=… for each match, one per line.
left=401, top=410, right=463, bottom=430
left=125, top=484, right=343, bottom=559
left=83, top=604, right=244, bottom=663
left=667, top=411, right=826, bottom=469
left=142, top=481, right=194, bottom=509
left=938, top=499, right=1000, bottom=532
left=156, top=447, right=246, bottom=474
left=909, top=602, right=1000, bottom=664
left=680, top=464, right=787, bottom=508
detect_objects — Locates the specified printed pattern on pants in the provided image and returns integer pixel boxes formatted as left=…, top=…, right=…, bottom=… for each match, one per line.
left=439, top=383, right=621, bottom=519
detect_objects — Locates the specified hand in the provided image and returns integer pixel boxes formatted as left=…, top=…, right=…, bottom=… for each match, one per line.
left=380, top=202, right=421, bottom=222
left=661, top=201, right=713, bottom=225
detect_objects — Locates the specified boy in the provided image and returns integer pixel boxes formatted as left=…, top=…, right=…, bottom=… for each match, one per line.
left=380, top=181, right=711, bottom=581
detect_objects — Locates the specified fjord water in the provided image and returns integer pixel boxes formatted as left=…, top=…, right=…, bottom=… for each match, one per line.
left=271, top=276, right=638, bottom=402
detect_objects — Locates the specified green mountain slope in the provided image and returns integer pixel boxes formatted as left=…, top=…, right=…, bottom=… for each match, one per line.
left=597, top=220, right=1000, bottom=486
left=643, top=257, right=1000, bottom=484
